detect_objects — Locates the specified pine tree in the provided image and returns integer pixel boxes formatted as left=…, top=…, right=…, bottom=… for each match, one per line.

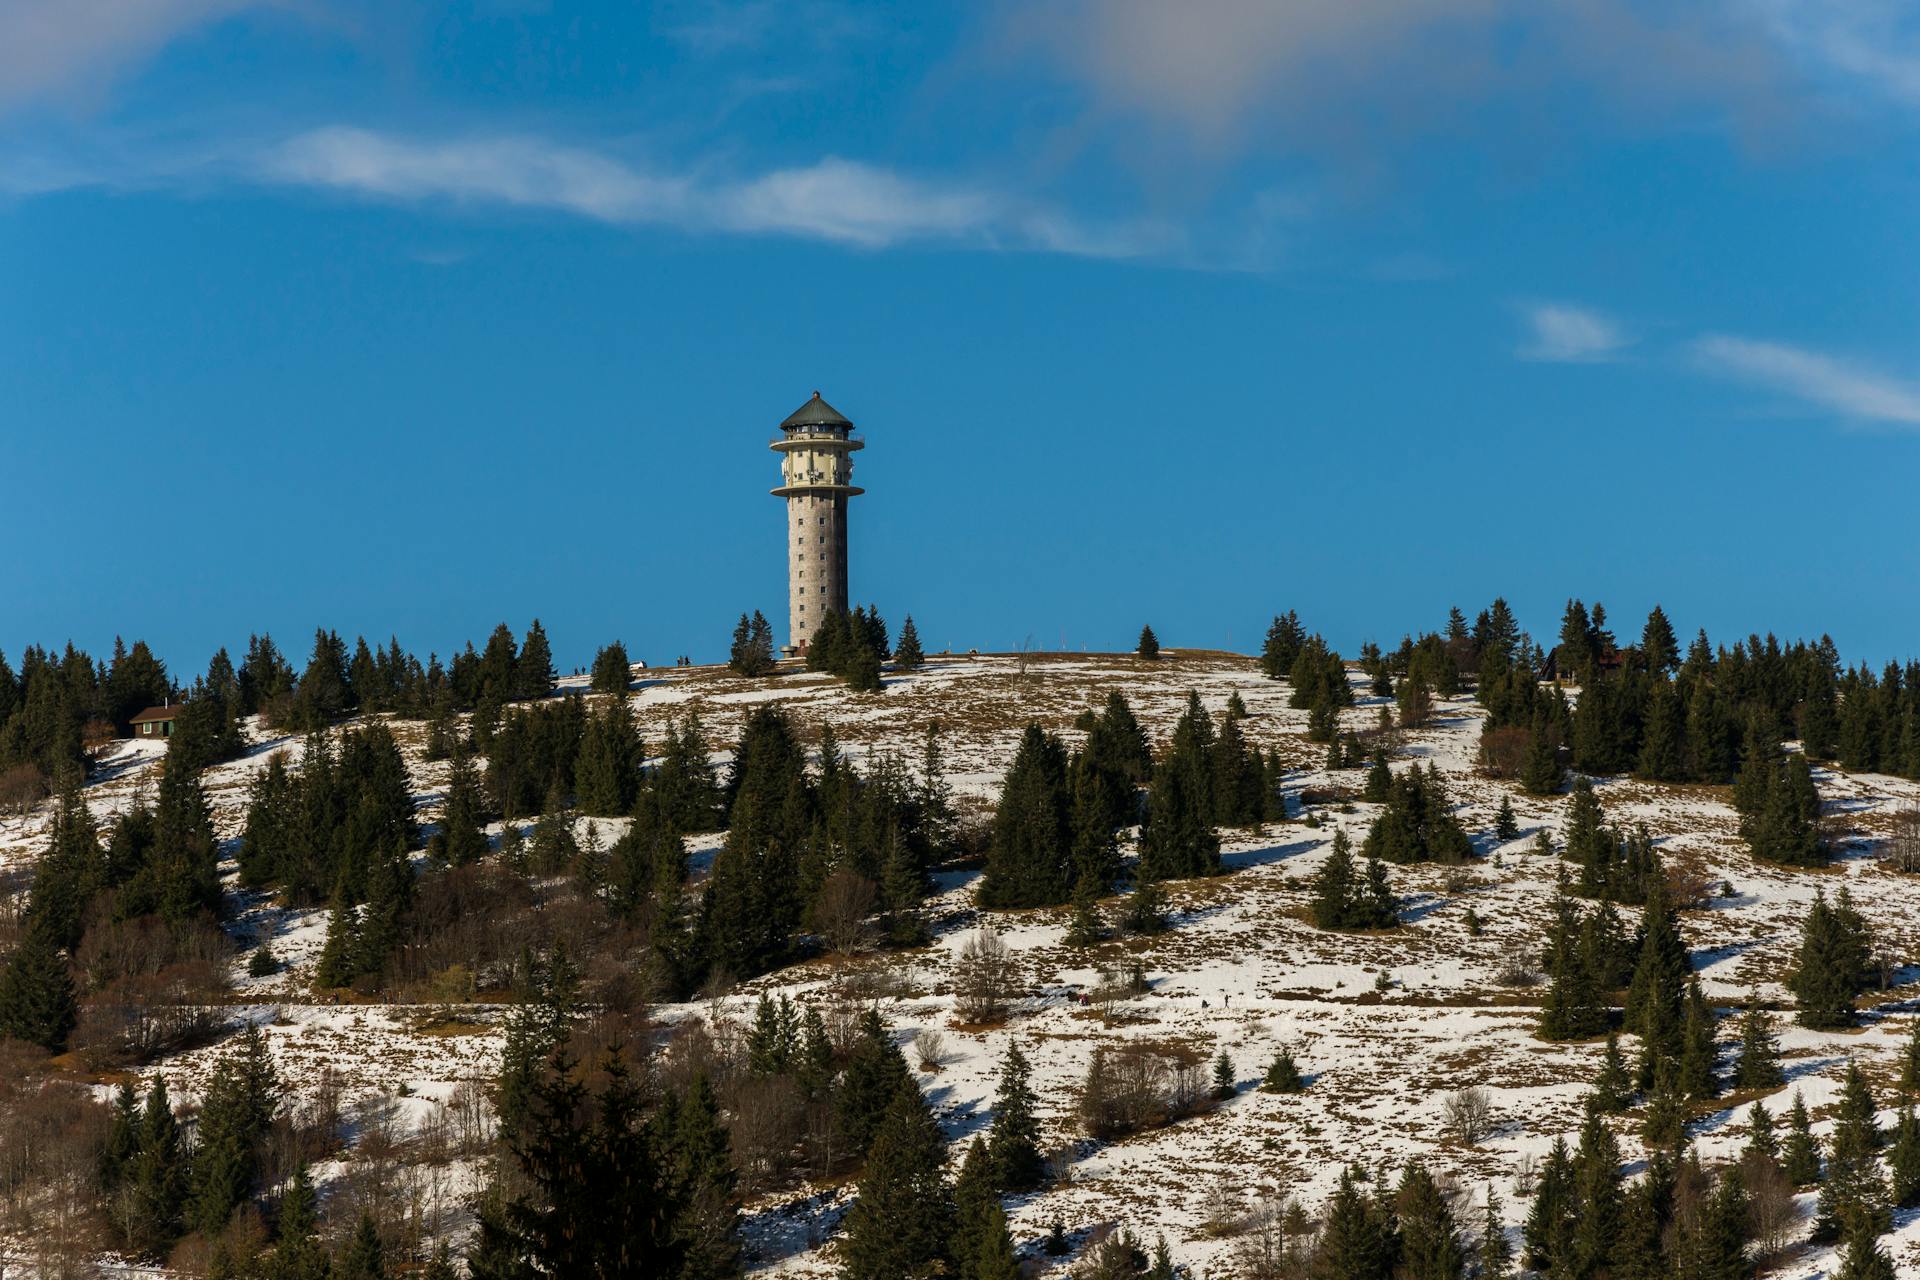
left=265, top=1165, right=329, bottom=1280
left=514, top=619, right=555, bottom=701
left=836, top=1010, right=912, bottom=1159
left=1396, top=1160, right=1466, bottom=1280
left=1641, top=606, right=1680, bottom=675
left=590, top=640, right=631, bottom=695
left=1624, top=882, right=1688, bottom=1085
left=1791, top=889, right=1867, bottom=1029
left=0, top=925, right=78, bottom=1051
left=428, top=746, right=490, bottom=865
left=839, top=1082, right=956, bottom=1280
left=1263, top=1046, right=1305, bottom=1093
left=1137, top=693, right=1221, bottom=881
left=1137, top=625, right=1160, bottom=660
left=1568, top=1105, right=1623, bottom=1278
left=1521, top=723, right=1563, bottom=795
left=1733, top=995, right=1784, bottom=1090
left=1816, top=1059, right=1891, bottom=1242
left=1311, top=829, right=1358, bottom=929
left=336, top=1213, right=387, bottom=1280
left=1523, top=1137, right=1573, bottom=1272
left=1887, top=1103, right=1920, bottom=1208
left=979, top=725, right=1074, bottom=908
left=1476, top=1186, right=1512, bottom=1279
left=892, top=616, right=925, bottom=670
left=1677, top=977, right=1719, bottom=1100
left=1494, top=794, right=1519, bottom=841
left=1212, top=1050, right=1236, bottom=1101
left=987, top=1041, right=1045, bottom=1193
left=1318, top=1164, right=1401, bottom=1280
left=658, top=1073, right=742, bottom=1280
left=1782, top=1090, right=1822, bottom=1185
left=1833, top=1232, right=1898, bottom=1280
left=1591, top=1033, right=1632, bottom=1113
left=128, top=1076, right=187, bottom=1257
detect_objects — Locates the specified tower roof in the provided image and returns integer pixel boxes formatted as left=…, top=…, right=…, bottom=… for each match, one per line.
left=781, top=391, right=853, bottom=430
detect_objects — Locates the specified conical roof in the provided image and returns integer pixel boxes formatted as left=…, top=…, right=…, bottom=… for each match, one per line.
left=781, top=391, right=853, bottom=430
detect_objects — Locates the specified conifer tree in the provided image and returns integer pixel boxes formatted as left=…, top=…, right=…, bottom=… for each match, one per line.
left=979, top=725, right=1074, bottom=908
left=514, top=619, right=555, bottom=701
left=1782, top=1089, right=1822, bottom=1185
left=1524, top=1139, right=1574, bottom=1272
left=892, top=616, right=925, bottom=670
left=1212, top=1050, right=1236, bottom=1101
left=658, top=1072, right=742, bottom=1280
left=590, top=640, right=631, bottom=695
left=1888, top=1103, right=1920, bottom=1208
left=951, top=1137, right=995, bottom=1280
left=265, top=1165, right=329, bottom=1280
left=1261, top=612, right=1306, bottom=680
left=1816, top=1059, right=1891, bottom=1242
left=1396, top=1160, right=1466, bottom=1280
left=1623, top=882, right=1688, bottom=1085
left=1137, top=693, right=1220, bottom=881
left=336, top=1212, right=388, bottom=1280
left=836, top=1010, right=912, bottom=1158
left=1137, top=625, right=1160, bottom=660
left=1834, top=1232, right=1898, bottom=1280
left=1521, top=723, right=1563, bottom=795
left=1317, top=1163, right=1401, bottom=1280
left=1494, top=794, right=1519, bottom=841
left=1639, top=1060, right=1688, bottom=1152
left=971, top=1203, right=1020, bottom=1280
left=0, top=925, right=77, bottom=1051
left=1568, top=1106, right=1623, bottom=1278
left=1263, top=1046, right=1305, bottom=1093
left=1364, top=750, right=1393, bottom=804
left=987, top=1041, right=1045, bottom=1193
left=1733, top=995, right=1785, bottom=1090
left=428, top=746, right=490, bottom=865
left=839, top=1082, right=956, bottom=1280
left=1590, top=1033, right=1632, bottom=1113
left=128, top=1076, right=187, bottom=1257
left=1792, top=888, right=1869, bottom=1029
left=1476, top=1186, right=1511, bottom=1280
left=1677, top=977, right=1719, bottom=1100
left=1641, top=605, right=1680, bottom=675
left=1902, top=1016, right=1920, bottom=1092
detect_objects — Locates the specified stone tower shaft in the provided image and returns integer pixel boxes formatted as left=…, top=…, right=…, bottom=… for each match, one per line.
left=771, top=391, right=863, bottom=654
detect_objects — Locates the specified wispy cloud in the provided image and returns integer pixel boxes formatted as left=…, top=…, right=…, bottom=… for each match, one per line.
left=1694, top=334, right=1920, bottom=428
left=1517, top=303, right=1631, bottom=363
left=260, top=126, right=1180, bottom=258
left=0, top=0, right=258, bottom=114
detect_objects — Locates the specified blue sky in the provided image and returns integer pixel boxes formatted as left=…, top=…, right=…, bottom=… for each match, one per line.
left=4, top=2, right=1920, bottom=674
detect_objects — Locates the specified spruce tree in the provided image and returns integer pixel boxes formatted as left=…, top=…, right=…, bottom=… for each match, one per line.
left=1396, top=1160, right=1466, bottom=1280
left=1903, top=1015, right=1920, bottom=1092
left=1677, top=977, right=1719, bottom=1100
left=1318, top=1164, right=1400, bottom=1280
left=1494, top=794, right=1519, bottom=841
left=336, top=1212, right=388, bottom=1280
left=1476, top=1186, right=1511, bottom=1280
left=514, top=618, right=555, bottom=701
left=1263, top=1046, right=1305, bottom=1093
left=128, top=1075, right=187, bottom=1257
left=1590, top=1033, right=1632, bottom=1113
left=1816, top=1059, right=1891, bottom=1242
left=0, top=925, right=78, bottom=1051
left=1733, top=995, right=1784, bottom=1091
left=979, top=725, right=1074, bottom=908
left=1791, top=889, right=1867, bottom=1029
left=892, top=616, right=925, bottom=670
left=987, top=1041, right=1045, bottom=1193
left=1521, top=723, right=1563, bottom=795
left=836, top=1010, right=912, bottom=1158
left=1137, top=625, right=1160, bottom=660
left=1888, top=1103, right=1920, bottom=1208
left=266, top=1165, right=329, bottom=1280
left=428, top=746, right=490, bottom=865
left=1137, top=693, right=1221, bottom=881
left=1212, top=1050, right=1236, bottom=1101
left=1834, top=1232, right=1898, bottom=1280
left=1782, top=1089, right=1822, bottom=1185
left=839, top=1082, right=956, bottom=1280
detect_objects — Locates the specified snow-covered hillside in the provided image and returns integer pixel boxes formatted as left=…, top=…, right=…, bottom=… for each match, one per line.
left=4, top=649, right=1919, bottom=1277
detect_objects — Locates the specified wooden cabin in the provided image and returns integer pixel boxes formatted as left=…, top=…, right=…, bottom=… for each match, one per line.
left=130, top=705, right=179, bottom=740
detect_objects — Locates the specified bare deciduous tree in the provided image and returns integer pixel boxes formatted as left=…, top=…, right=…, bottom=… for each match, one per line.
left=1886, top=804, right=1920, bottom=873
left=1443, top=1085, right=1495, bottom=1145
left=912, top=1028, right=947, bottom=1072
left=811, top=871, right=878, bottom=957
left=953, top=925, right=1015, bottom=1025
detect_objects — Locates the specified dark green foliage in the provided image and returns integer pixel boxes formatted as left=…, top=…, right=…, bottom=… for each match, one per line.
left=187, top=1025, right=280, bottom=1236
left=1211, top=1050, right=1235, bottom=1101
left=1733, top=996, right=1784, bottom=1091
left=1138, top=693, right=1222, bottom=881
left=1591, top=1033, right=1632, bottom=1112
left=0, top=922, right=77, bottom=1051
left=590, top=641, right=631, bottom=695
left=839, top=1082, right=956, bottom=1280
left=837, top=1010, right=912, bottom=1159
left=1790, top=888, right=1873, bottom=1029
left=1888, top=1103, right=1920, bottom=1208
left=574, top=693, right=644, bottom=816
left=1263, top=1046, right=1305, bottom=1093
left=1524, top=1137, right=1573, bottom=1271
left=892, top=616, right=925, bottom=670
left=657, top=1073, right=743, bottom=1280
left=1395, top=1160, right=1466, bottom=1280
left=1623, top=882, right=1688, bottom=1084
left=1136, top=625, right=1160, bottom=660
left=656, top=714, right=725, bottom=832
left=979, top=725, right=1073, bottom=908
left=1310, top=829, right=1397, bottom=930
left=1362, top=763, right=1473, bottom=865
left=1364, top=750, right=1392, bottom=804
left=729, top=611, right=777, bottom=677
left=1783, top=1090, right=1822, bottom=1185
left=487, top=694, right=589, bottom=820
left=265, top=1165, right=329, bottom=1280
left=428, top=746, right=491, bottom=865
left=1639, top=1061, right=1688, bottom=1151
left=1834, top=1232, right=1898, bottom=1280
left=1537, top=888, right=1608, bottom=1042
left=125, top=1075, right=187, bottom=1257
left=336, top=1213, right=388, bottom=1280
left=1493, top=794, right=1519, bottom=841
left=1677, top=977, right=1719, bottom=1100
left=1261, top=611, right=1306, bottom=680
left=1317, top=1163, right=1401, bottom=1280
left=241, top=722, right=417, bottom=905
left=1904, top=1016, right=1920, bottom=1092
left=1521, top=721, right=1565, bottom=795
left=1816, top=1060, right=1891, bottom=1243
left=475, top=1048, right=686, bottom=1278
left=1476, top=1186, right=1511, bottom=1280
left=987, top=1041, right=1045, bottom=1192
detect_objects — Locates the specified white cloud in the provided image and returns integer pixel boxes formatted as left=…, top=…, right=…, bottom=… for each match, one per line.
left=1694, top=334, right=1920, bottom=428
left=0, top=0, right=257, bottom=113
left=260, top=126, right=1178, bottom=258
left=1753, top=1, right=1920, bottom=110
left=1517, top=303, right=1631, bottom=363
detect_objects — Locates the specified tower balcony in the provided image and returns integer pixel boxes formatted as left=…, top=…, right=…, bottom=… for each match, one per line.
left=771, top=483, right=864, bottom=497
left=770, top=432, right=864, bottom=454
